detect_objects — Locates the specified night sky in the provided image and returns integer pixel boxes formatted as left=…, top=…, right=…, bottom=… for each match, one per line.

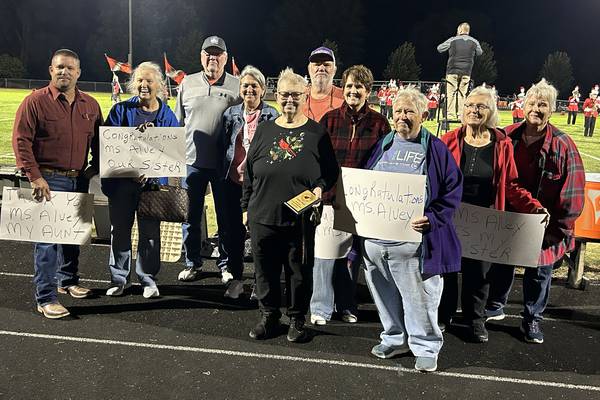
left=2, top=0, right=599, bottom=96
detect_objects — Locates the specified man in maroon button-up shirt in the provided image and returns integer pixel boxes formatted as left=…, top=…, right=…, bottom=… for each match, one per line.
left=12, top=49, right=102, bottom=319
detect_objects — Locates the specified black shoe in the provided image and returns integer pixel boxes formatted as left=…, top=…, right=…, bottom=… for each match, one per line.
left=287, top=317, right=308, bottom=343
left=249, top=316, right=279, bottom=340
left=470, top=322, right=489, bottom=343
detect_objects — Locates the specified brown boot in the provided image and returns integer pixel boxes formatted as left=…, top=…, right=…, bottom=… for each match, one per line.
left=37, top=303, right=70, bottom=319
left=58, top=285, right=92, bottom=299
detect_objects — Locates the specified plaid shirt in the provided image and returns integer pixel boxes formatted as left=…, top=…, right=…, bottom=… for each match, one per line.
left=320, top=102, right=390, bottom=204
left=505, top=122, right=586, bottom=266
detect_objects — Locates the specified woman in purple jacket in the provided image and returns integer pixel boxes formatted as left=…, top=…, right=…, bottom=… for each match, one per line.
left=361, top=87, right=463, bottom=372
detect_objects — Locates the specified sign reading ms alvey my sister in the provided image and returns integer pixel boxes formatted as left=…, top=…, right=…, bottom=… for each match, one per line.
left=100, top=126, right=186, bottom=178
left=453, top=203, right=546, bottom=267
left=0, top=187, right=93, bottom=245
left=333, top=167, right=426, bottom=242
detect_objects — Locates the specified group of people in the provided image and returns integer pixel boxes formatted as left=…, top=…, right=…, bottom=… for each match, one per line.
left=12, top=26, right=586, bottom=373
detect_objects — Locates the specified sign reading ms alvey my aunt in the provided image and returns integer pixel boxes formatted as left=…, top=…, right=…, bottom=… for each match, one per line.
left=334, top=167, right=426, bottom=242
left=0, top=188, right=94, bottom=245
left=100, top=126, right=186, bottom=178
left=453, top=203, right=546, bottom=267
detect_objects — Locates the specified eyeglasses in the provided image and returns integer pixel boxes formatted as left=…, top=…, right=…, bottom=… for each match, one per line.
left=464, top=103, right=490, bottom=111
left=277, top=91, right=304, bottom=100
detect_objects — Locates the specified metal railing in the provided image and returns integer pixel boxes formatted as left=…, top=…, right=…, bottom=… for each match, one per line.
left=0, top=78, right=113, bottom=93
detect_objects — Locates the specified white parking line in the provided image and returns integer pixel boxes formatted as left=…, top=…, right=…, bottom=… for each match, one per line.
left=0, top=330, right=599, bottom=392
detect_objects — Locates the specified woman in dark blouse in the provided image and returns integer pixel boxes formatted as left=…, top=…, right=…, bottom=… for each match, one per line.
left=440, top=85, right=544, bottom=342
left=241, top=68, right=339, bottom=342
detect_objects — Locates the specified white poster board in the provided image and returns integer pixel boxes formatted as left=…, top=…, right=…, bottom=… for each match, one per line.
left=314, top=205, right=353, bottom=259
left=0, top=187, right=94, bottom=245
left=453, top=203, right=546, bottom=267
left=333, top=167, right=426, bottom=242
left=100, top=126, right=186, bottom=178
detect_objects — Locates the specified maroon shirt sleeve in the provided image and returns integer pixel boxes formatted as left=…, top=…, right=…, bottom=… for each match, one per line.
left=12, top=94, right=42, bottom=181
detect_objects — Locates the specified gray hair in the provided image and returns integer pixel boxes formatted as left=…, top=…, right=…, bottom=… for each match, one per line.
left=127, top=61, right=167, bottom=101
left=525, top=78, right=558, bottom=112
left=239, top=65, right=266, bottom=91
left=393, top=85, right=429, bottom=116
left=277, top=67, right=308, bottom=91
left=462, top=85, right=499, bottom=128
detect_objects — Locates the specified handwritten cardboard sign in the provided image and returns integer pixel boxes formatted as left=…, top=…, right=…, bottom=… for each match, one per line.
left=100, top=126, right=186, bottom=178
left=453, top=203, right=546, bottom=267
left=0, top=187, right=94, bottom=245
left=314, top=205, right=353, bottom=259
left=333, top=167, right=426, bottom=242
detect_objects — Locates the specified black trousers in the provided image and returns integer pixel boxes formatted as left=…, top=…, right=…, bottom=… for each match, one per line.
left=460, top=258, right=492, bottom=325
left=438, top=272, right=458, bottom=324
left=250, top=220, right=315, bottom=320
left=584, top=116, right=596, bottom=137
left=219, top=179, right=247, bottom=280
left=567, top=111, right=577, bottom=125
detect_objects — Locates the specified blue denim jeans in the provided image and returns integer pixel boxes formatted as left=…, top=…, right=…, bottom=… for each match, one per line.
left=106, top=179, right=161, bottom=287
left=310, top=257, right=359, bottom=320
left=486, top=263, right=553, bottom=322
left=33, top=173, right=88, bottom=305
left=181, top=165, right=227, bottom=269
left=362, top=239, right=443, bottom=358
left=219, top=178, right=247, bottom=280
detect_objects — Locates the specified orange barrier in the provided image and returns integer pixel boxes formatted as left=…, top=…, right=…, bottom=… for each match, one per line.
left=574, top=173, right=600, bottom=240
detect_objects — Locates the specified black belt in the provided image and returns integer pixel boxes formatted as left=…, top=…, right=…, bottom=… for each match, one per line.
left=39, top=168, right=80, bottom=177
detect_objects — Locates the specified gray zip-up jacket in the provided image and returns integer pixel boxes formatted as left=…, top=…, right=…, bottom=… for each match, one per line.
left=437, top=34, right=483, bottom=76
left=175, top=71, right=241, bottom=168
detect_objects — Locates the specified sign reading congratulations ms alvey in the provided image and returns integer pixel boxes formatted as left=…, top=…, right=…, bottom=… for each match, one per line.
left=453, top=203, right=546, bottom=267
left=0, top=187, right=93, bottom=245
left=100, top=126, right=186, bottom=178
left=333, top=167, right=426, bottom=242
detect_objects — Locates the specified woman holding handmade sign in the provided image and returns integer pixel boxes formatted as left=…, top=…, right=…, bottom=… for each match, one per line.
left=241, top=68, right=338, bottom=342
left=310, top=65, right=390, bottom=326
left=101, top=62, right=179, bottom=299
left=218, top=65, right=279, bottom=299
left=440, top=85, right=545, bottom=343
left=361, top=87, right=462, bottom=372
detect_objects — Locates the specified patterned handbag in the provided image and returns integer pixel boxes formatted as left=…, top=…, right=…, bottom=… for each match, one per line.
left=137, top=184, right=189, bottom=223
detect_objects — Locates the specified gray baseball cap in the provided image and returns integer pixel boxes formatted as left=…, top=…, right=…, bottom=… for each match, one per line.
left=202, top=36, right=227, bottom=52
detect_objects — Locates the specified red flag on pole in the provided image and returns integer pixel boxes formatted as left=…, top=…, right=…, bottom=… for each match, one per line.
left=231, top=56, right=240, bottom=77
left=163, top=53, right=186, bottom=85
left=104, top=54, right=132, bottom=74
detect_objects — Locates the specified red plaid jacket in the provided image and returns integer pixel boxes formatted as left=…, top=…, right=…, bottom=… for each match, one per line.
left=505, top=122, right=586, bottom=266
left=320, top=102, right=390, bottom=204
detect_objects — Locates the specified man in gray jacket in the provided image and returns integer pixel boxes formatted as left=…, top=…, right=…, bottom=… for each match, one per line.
left=175, top=35, right=241, bottom=282
left=437, top=22, right=482, bottom=120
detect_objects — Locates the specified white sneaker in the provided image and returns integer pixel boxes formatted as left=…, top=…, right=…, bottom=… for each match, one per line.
left=310, top=314, right=327, bottom=326
left=178, top=266, right=201, bottom=282
left=143, top=286, right=160, bottom=299
left=224, top=280, right=244, bottom=299
left=221, top=270, right=234, bottom=284
left=106, top=285, right=126, bottom=296
left=341, top=310, right=358, bottom=323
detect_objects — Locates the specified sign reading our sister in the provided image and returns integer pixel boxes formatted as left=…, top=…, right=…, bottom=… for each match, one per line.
left=333, top=167, right=426, bottom=242
left=453, top=203, right=546, bottom=267
left=100, top=126, right=186, bottom=178
left=0, top=187, right=94, bottom=245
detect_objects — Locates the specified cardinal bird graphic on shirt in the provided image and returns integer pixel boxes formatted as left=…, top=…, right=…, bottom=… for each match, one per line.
left=268, top=131, right=305, bottom=163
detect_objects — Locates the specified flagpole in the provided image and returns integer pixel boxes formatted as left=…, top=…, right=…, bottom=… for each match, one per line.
left=164, top=52, right=172, bottom=98
left=128, top=0, right=133, bottom=66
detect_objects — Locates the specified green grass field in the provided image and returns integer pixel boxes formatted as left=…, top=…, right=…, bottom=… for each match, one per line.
left=1, top=88, right=598, bottom=271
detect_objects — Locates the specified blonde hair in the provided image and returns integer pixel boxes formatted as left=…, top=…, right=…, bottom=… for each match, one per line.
left=462, top=85, right=499, bottom=128
left=458, top=22, right=470, bottom=35
left=525, top=78, right=558, bottom=112
left=393, top=85, right=429, bottom=116
left=276, top=67, right=308, bottom=92
left=240, top=65, right=266, bottom=91
left=127, top=61, right=167, bottom=101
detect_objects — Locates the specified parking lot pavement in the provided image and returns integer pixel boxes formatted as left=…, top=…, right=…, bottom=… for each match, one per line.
left=1, top=241, right=599, bottom=399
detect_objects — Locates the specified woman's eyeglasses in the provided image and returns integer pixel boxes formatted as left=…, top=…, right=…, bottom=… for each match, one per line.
left=277, top=91, right=304, bottom=100
left=464, top=103, right=490, bottom=111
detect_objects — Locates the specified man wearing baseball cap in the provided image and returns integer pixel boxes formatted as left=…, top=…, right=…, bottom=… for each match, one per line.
left=303, top=46, right=344, bottom=122
left=175, top=35, right=241, bottom=283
